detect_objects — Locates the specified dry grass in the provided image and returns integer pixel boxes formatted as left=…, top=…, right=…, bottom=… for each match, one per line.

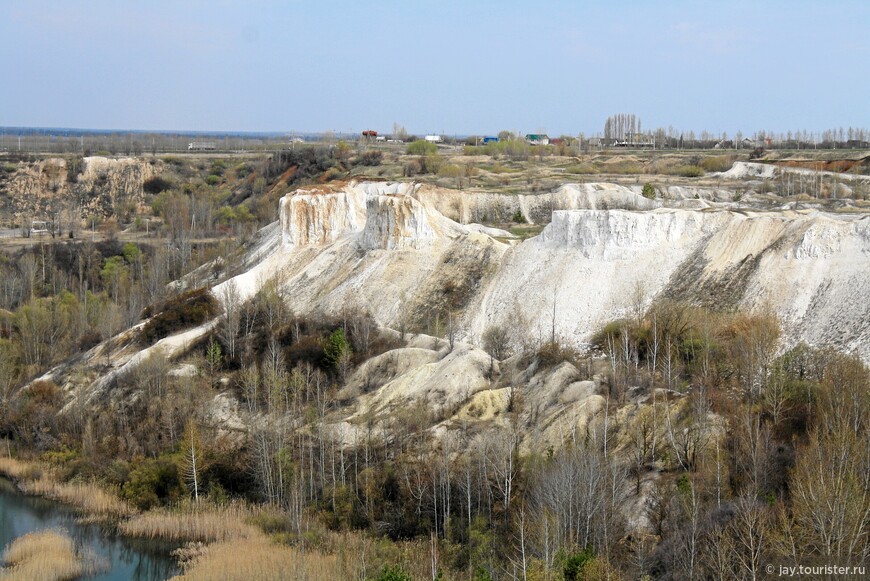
left=0, top=530, right=88, bottom=581
left=21, top=475, right=134, bottom=519
left=167, top=517, right=442, bottom=580
left=2, top=457, right=433, bottom=579
left=0, top=457, right=133, bottom=519
left=0, top=458, right=40, bottom=481
left=120, top=501, right=260, bottom=543
left=170, top=537, right=340, bottom=581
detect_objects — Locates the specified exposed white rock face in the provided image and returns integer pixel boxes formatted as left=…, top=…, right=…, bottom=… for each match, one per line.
left=718, top=161, right=778, bottom=180
left=470, top=208, right=870, bottom=358
left=279, top=189, right=367, bottom=246
left=37, top=181, right=870, bottom=435
left=539, top=209, right=722, bottom=258
left=361, top=195, right=438, bottom=250
left=203, top=182, right=870, bottom=364
left=547, top=183, right=660, bottom=211
left=271, top=183, right=870, bottom=359
left=78, top=156, right=159, bottom=205
left=280, top=182, right=427, bottom=247
left=718, top=161, right=870, bottom=183
left=5, top=156, right=158, bottom=220
left=415, top=182, right=659, bottom=224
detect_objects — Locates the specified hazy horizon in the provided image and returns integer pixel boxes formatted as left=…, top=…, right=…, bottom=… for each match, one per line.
left=2, top=0, right=868, bottom=136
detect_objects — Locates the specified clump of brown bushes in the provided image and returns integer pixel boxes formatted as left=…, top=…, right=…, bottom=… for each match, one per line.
left=140, top=288, right=218, bottom=345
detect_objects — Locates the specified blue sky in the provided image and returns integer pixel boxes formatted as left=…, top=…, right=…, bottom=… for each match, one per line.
left=1, top=0, right=868, bottom=136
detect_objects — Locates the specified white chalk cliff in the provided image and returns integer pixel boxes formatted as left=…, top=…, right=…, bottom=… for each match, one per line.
left=241, top=181, right=870, bottom=359
left=37, top=180, right=870, bottom=447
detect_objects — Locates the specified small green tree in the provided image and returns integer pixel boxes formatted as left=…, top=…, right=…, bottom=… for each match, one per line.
left=642, top=182, right=656, bottom=199
left=369, top=564, right=412, bottom=581
left=205, top=339, right=222, bottom=374
left=406, top=140, right=438, bottom=155
left=122, top=243, right=142, bottom=267
left=562, top=547, right=595, bottom=581
left=438, top=164, right=463, bottom=188
left=325, top=329, right=352, bottom=367
left=419, top=153, right=442, bottom=174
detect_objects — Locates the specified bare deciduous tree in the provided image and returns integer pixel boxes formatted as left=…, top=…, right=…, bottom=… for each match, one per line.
left=219, top=280, right=241, bottom=360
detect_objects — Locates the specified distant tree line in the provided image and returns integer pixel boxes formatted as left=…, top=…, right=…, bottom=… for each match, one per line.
left=599, top=114, right=870, bottom=150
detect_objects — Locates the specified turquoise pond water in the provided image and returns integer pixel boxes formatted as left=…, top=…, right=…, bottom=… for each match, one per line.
left=0, top=477, right=178, bottom=580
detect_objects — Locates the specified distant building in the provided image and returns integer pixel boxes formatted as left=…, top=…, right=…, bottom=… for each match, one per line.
left=188, top=141, right=216, bottom=151
left=30, top=220, right=49, bottom=236
left=424, top=135, right=443, bottom=143
left=611, top=133, right=655, bottom=148
left=525, top=134, right=550, bottom=145
left=586, top=137, right=604, bottom=148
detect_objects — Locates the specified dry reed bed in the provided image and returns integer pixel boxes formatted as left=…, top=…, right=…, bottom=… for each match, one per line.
left=21, top=475, right=133, bottom=519
left=0, top=457, right=133, bottom=519
left=170, top=527, right=438, bottom=580
left=119, top=501, right=261, bottom=543
left=0, top=530, right=89, bottom=581
left=0, top=458, right=38, bottom=481
left=170, top=537, right=340, bottom=581
left=1, top=457, right=430, bottom=578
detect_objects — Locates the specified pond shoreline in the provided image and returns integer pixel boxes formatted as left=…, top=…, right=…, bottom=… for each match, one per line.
left=0, top=466, right=180, bottom=581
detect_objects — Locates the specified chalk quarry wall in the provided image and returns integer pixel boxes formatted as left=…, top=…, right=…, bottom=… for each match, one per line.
left=268, top=182, right=870, bottom=359
left=1, top=156, right=159, bottom=221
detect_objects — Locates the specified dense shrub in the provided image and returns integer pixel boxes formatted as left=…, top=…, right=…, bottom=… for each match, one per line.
left=235, top=162, right=251, bottom=178
left=77, top=331, right=103, bottom=351
left=140, top=288, right=219, bottom=345
left=355, top=150, right=383, bottom=166
left=322, top=166, right=345, bottom=181
left=749, top=147, right=765, bottom=160
left=285, top=335, right=327, bottom=370
left=562, top=547, right=595, bottom=581
left=601, top=160, right=643, bottom=174
left=260, top=147, right=336, bottom=183
left=143, top=175, right=174, bottom=194
left=121, top=455, right=184, bottom=510
left=419, top=154, right=442, bottom=174
left=642, top=182, right=656, bottom=199
left=370, top=564, right=412, bottom=581
left=6, top=380, right=63, bottom=447
left=406, top=140, right=438, bottom=155
left=403, top=159, right=422, bottom=177
left=536, top=340, right=580, bottom=368
left=669, top=165, right=704, bottom=178
left=699, top=155, right=735, bottom=172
